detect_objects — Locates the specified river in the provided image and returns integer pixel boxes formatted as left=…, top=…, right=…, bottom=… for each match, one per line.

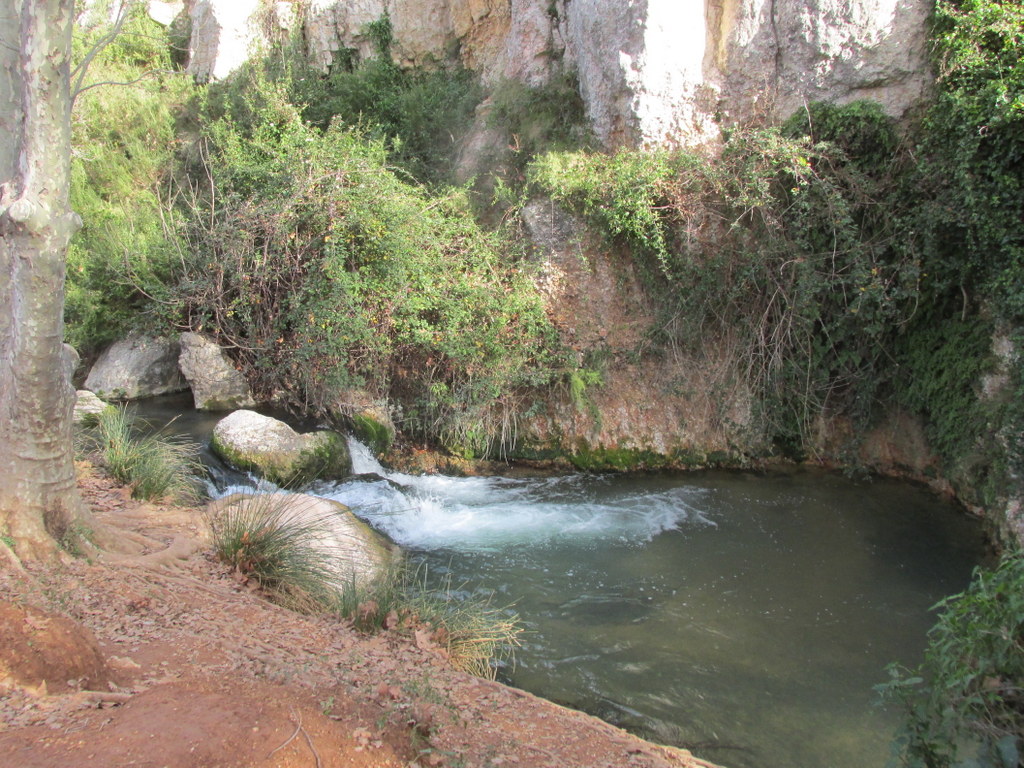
left=135, top=395, right=989, bottom=768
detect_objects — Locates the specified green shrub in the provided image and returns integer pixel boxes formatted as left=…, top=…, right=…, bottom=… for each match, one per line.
left=530, top=110, right=919, bottom=447
left=67, top=2, right=193, bottom=354
left=879, top=552, right=1024, bottom=767
left=172, top=75, right=558, bottom=456
left=488, top=72, right=592, bottom=172
left=203, top=13, right=481, bottom=186
left=80, top=407, right=202, bottom=503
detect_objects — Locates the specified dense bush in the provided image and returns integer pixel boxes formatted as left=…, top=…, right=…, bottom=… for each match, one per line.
left=173, top=77, right=558, bottom=456
left=879, top=552, right=1024, bottom=768
left=530, top=106, right=919, bottom=449
left=204, top=13, right=481, bottom=186
left=900, top=0, right=1024, bottom=485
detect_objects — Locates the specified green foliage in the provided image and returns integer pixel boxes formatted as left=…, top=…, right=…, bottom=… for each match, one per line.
left=488, top=72, right=592, bottom=172
left=67, top=2, right=193, bottom=354
left=79, top=407, right=203, bottom=503
left=894, top=317, right=994, bottom=465
left=531, top=108, right=919, bottom=447
left=917, top=0, right=1024, bottom=320
left=203, top=14, right=481, bottom=186
left=172, top=76, right=558, bottom=455
left=879, top=552, right=1024, bottom=767
left=351, top=413, right=395, bottom=456
left=901, top=0, right=1024, bottom=480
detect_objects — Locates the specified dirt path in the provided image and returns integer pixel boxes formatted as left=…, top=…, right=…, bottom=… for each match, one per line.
left=0, top=465, right=719, bottom=768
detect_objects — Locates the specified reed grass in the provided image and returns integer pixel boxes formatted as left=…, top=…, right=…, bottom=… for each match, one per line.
left=79, top=406, right=203, bottom=503
left=208, top=492, right=521, bottom=677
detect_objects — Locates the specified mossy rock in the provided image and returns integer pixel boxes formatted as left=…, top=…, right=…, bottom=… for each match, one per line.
left=351, top=411, right=395, bottom=456
left=211, top=410, right=351, bottom=486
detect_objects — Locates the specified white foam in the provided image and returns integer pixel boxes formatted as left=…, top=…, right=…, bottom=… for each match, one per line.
left=212, top=438, right=712, bottom=551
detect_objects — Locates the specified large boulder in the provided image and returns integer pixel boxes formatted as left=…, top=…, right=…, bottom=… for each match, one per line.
left=178, top=332, right=256, bottom=411
left=208, top=492, right=398, bottom=591
left=84, top=335, right=188, bottom=400
left=211, top=410, right=351, bottom=486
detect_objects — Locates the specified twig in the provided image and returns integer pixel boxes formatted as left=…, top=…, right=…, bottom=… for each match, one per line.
left=269, top=709, right=303, bottom=757
left=301, top=725, right=323, bottom=768
left=269, top=708, right=322, bottom=768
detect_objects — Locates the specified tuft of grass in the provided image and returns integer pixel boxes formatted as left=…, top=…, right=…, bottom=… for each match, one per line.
left=411, top=585, right=522, bottom=679
left=366, top=566, right=523, bottom=679
left=79, top=406, right=203, bottom=503
left=208, top=493, right=341, bottom=612
left=208, top=493, right=521, bottom=677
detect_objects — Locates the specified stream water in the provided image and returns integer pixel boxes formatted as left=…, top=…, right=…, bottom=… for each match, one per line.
left=135, top=395, right=990, bottom=768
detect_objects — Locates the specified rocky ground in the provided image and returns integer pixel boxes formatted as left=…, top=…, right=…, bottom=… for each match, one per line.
left=0, top=464, right=718, bottom=768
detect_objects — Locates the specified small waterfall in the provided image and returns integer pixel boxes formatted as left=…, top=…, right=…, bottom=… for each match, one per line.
left=316, top=437, right=712, bottom=551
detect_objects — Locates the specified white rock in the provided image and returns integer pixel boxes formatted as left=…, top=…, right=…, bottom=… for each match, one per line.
left=209, top=492, right=397, bottom=590
left=188, top=0, right=263, bottom=82
left=178, top=333, right=256, bottom=411
left=148, top=1, right=183, bottom=27
left=84, top=335, right=188, bottom=400
left=73, top=390, right=113, bottom=425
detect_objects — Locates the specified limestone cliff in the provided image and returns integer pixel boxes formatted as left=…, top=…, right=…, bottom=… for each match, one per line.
left=181, top=0, right=932, bottom=146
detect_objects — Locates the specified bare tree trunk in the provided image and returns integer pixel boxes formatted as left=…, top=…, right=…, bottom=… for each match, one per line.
left=0, top=0, right=86, bottom=560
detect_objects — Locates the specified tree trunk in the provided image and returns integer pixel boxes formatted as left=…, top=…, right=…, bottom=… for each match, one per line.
left=0, top=0, right=86, bottom=560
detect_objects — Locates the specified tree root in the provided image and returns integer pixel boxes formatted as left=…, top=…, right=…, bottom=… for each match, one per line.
left=99, top=535, right=202, bottom=569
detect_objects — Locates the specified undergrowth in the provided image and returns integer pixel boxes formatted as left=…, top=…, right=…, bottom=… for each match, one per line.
left=78, top=407, right=203, bottom=503
left=171, top=72, right=559, bottom=457
left=67, top=1, right=193, bottom=355
left=879, top=552, right=1024, bottom=768
left=530, top=104, right=921, bottom=449
left=209, top=493, right=521, bottom=677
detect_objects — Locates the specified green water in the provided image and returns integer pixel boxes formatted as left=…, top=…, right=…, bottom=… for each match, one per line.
left=133, top=396, right=989, bottom=768
left=348, top=468, right=988, bottom=768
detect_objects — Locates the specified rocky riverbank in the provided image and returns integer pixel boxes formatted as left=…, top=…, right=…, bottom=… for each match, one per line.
left=0, top=463, right=719, bottom=768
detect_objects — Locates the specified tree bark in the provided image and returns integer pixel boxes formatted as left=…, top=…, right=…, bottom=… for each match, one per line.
left=0, top=0, right=86, bottom=559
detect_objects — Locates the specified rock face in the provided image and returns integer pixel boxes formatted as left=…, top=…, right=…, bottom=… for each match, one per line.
left=84, top=336, right=188, bottom=400
left=516, top=200, right=756, bottom=468
left=211, top=410, right=352, bottom=486
left=187, top=0, right=265, bottom=82
left=329, top=390, right=396, bottom=456
left=209, top=492, right=397, bottom=590
left=184, top=0, right=931, bottom=147
left=178, top=333, right=256, bottom=411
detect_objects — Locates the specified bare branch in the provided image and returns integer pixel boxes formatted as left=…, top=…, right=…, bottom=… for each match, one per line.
left=73, top=68, right=181, bottom=99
